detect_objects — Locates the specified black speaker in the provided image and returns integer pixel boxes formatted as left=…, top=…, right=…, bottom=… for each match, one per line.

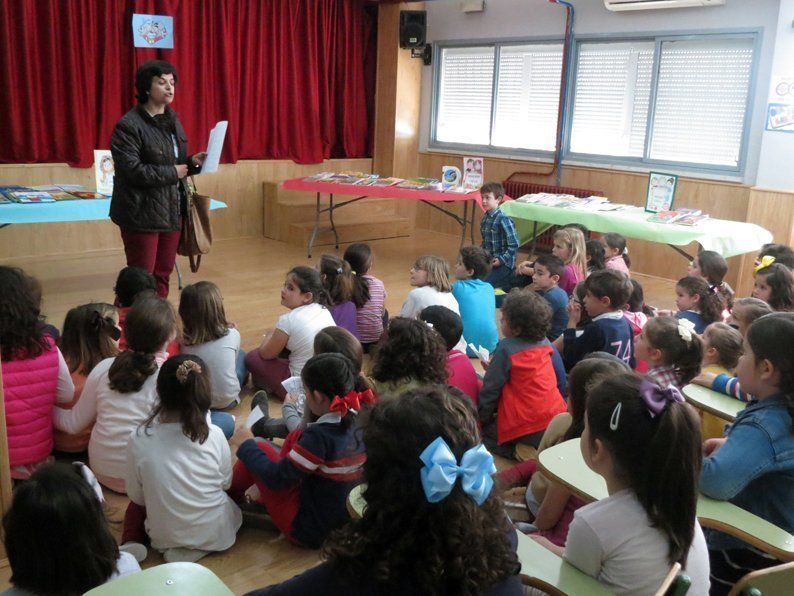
left=399, top=10, right=426, bottom=49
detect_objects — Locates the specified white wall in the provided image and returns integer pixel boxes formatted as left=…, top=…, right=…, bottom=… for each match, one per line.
left=418, top=0, right=780, bottom=185
left=756, top=0, right=794, bottom=189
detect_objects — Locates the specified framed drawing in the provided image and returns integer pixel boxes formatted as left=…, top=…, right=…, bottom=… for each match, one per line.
left=645, top=172, right=678, bottom=213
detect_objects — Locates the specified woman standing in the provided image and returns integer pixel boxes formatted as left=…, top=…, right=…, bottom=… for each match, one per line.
left=110, top=60, right=206, bottom=298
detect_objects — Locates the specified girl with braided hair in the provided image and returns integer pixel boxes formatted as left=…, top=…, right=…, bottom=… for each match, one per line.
left=120, top=355, right=241, bottom=564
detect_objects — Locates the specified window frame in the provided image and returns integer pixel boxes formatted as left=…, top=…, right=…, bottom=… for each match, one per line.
left=429, top=29, right=762, bottom=177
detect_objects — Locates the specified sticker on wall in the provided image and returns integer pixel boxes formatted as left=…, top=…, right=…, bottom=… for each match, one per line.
left=132, top=14, right=174, bottom=49
left=765, top=103, right=794, bottom=134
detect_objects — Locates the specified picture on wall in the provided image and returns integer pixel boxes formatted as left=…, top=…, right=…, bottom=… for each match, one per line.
left=645, top=171, right=678, bottom=213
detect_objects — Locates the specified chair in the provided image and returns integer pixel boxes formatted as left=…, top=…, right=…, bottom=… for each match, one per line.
left=653, top=562, right=692, bottom=596
left=84, top=562, right=234, bottom=596
left=728, top=560, right=794, bottom=595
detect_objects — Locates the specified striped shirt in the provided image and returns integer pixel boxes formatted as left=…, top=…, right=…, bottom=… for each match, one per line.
left=356, top=275, right=386, bottom=343
left=480, top=208, right=519, bottom=269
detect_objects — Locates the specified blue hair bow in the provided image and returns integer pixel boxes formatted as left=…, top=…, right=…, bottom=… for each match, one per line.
left=419, top=437, right=496, bottom=506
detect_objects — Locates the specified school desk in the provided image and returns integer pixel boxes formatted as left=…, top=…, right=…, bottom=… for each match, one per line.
left=0, top=197, right=227, bottom=287
left=281, top=177, right=482, bottom=257
left=537, top=438, right=794, bottom=562
left=84, top=562, right=233, bottom=595
left=683, top=383, right=746, bottom=422
left=499, top=200, right=772, bottom=261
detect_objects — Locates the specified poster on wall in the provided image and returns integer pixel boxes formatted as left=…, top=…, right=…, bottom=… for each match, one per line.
left=132, top=14, right=174, bottom=49
left=645, top=171, right=677, bottom=213
left=94, top=150, right=115, bottom=196
left=764, top=76, right=794, bottom=134
left=462, top=156, right=483, bottom=189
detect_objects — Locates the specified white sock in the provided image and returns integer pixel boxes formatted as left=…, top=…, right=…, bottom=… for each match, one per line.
left=119, top=541, right=148, bottom=563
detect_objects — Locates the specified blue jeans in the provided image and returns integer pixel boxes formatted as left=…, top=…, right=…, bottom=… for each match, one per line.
left=236, top=349, right=248, bottom=387
left=485, top=264, right=513, bottom=292
left=210, top=411, right=235, bottom=439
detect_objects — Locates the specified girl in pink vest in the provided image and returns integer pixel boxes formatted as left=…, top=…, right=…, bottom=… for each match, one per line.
left=0, top=266, right=74, bottom=480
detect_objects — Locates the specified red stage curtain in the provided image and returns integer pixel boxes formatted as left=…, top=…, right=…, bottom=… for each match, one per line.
left=0, top=0, right=377, bottom=167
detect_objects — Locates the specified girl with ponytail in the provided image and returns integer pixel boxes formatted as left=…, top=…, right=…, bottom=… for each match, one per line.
left=119, top=355, right=242, bottom=564
left=701, top=313, right=794, bottom=592
left=53, top=296, right=176, bottom=493
left=230, top=353, right=374, bottom=548
left=534, top=372, right=710, bottom=595
left=54, top=303, right=121, bottom=456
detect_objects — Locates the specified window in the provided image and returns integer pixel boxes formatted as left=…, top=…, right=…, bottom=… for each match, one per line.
left=433, top=42, right=563, bottom=152
left=568, top=35, right=755, bottom=170
left=432, top=33, right=757, bottom=174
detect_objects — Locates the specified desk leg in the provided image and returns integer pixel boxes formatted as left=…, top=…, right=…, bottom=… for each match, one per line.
left=308, top=192, right=321, bottom=259
left=175, top=261, right=183, bottom=290
left=530, top=221, right=538, bottom=256
left=668, top=244, right=694, bottom=261
left=470, top=206, right=476, bottom=245
left=329, top=194, right=339, bottom=250
left=459, top=201, right=468, bottom=249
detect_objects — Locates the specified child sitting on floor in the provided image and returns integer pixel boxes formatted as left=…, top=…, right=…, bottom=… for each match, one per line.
left=253, top=326, right=371, bottom=439
left=757, top=243, right=794, bottom=270
left=556, top=269, right=635, bottom=370
left=452, top=245, right=499, bottom=356
left=601, top=233, right=631, bottom=277
left=343, top=242, right=387, bottom=351
left=320, top=253, right=361, bottom=338
left=585, top=239, right=606, bottom=275
left=179, top=281, right=246, bottom=411
left=532, top=254, right=569, bottom=341
left=2, top=463, right=140, bottom=595
left=689, top=250, right=734, bottom=312
left=727, top=297, right=772, bottom=337
left=533, top=372, right=710, bottom=594
left=370, top=317, right=449, bottom=402
left=121, top=355, right=241, bottom=564
left=54, top=303, right=120, bottom=458
left=0, top=266, right=74, bottom=481
left=478, top=289, right=567, bottom=458
left=230, top=353, right=373, bottom=548
left=247, top=386, right=522, bottom=595
left=420, top=305, right=481, bottom=405
left=700, top=313, right=794, bottom=592
left=634, top=316, right=703, bottom=390
left=672, top=276, right=723, bottom=334
left=624, top=279, right=654, bottom=374
left=699, top=322, right=744, bottom=440
left=479, top=181, right=519, bottom=293
left=496, top=355, right=629, bottom=547
left=553, top=227, right=587, bottom=295
left=752, top=261, right=794, bottom=312
left=52, top=296, right=176, bottom=493
left=113, top=266, right=179, bottom=354
left=245, top=266, right=335, bottom=400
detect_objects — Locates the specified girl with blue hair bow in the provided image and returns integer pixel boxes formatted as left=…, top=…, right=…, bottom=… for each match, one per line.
left=246, top=385, right=522, bottom=596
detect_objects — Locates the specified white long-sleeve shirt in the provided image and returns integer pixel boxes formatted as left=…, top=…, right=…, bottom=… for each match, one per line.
left=126, top=422, right=242, bottom=552
left=52, top=353, right=167, bottom=491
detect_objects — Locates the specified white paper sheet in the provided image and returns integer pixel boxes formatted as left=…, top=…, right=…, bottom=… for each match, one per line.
left=245, top=407, right=266, bottom=429
left=468, top=343, right=490, bottom=364
left=201, top=120, right=228, bottom=173
left=281, top=376, right=304, bottom=397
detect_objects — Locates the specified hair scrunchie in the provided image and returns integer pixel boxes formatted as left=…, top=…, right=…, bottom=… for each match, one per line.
left=176, top=359, right=202, bottom=384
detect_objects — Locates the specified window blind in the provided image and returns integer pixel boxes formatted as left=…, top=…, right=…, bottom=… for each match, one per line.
left=435, top=47, right=494, bottom=145
left=569, top=41, right=655, bottom=157
left=649, top=38, right=754, bottom=167
left=491, top=44, right=564, bottom=151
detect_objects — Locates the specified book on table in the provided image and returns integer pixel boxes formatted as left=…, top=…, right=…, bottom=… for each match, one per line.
left=0, top=185, right=33, bottom=203
left=6, top=191, right=56, bottom=203
left=68, top=190, right=106, bottom=199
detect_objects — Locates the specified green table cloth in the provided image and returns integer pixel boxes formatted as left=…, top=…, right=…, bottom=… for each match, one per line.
left=500, top=200, right=772, bottom=258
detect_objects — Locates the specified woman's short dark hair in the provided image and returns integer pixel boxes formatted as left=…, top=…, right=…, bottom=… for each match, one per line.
left=501, top=288, right=550, bottom=341
left=3, top=463, right=120, bottom=594
left=135, top=60, right=178, bottom=104
left=371, top=317, right=447, bottom=385
left=0, top=266, right=48, bottom=361
left=144, top=355, right=211, bottom=444
left=458, top=246, right=491, bottom=280
left=586, top=372, right=701, bottom=566
left=419, top=305, right=463, bottom=351
left=323, top=386, right=520, bottom=595
left=108, top=296, right=176, bottom=393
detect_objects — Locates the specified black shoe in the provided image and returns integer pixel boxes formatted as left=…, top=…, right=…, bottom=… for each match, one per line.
left=250, top=390, right=270, bottom=414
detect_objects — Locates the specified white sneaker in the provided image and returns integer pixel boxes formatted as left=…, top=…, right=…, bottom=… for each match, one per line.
left=163, top=547, right=211, bottom=563
left=119, top=541, right=148, bottom=563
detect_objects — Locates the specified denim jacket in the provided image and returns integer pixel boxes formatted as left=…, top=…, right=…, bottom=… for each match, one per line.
left=700, top=394, right=794, bottom=551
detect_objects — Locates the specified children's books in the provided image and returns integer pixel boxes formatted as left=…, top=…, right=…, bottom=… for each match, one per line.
left=7, top=191, right=56, bottom=203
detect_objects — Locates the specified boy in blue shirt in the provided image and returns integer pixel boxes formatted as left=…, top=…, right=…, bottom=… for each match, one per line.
left=479, top=182, right=518, bottom=292
left=555, top=269, right=635, bottom=370
left=532, top=254, right=568, bottom=341
left=452, top=246, right=499, bottom=356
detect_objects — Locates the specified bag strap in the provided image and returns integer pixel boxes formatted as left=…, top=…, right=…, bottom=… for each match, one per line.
left=189, top=253, right=202, bottom=273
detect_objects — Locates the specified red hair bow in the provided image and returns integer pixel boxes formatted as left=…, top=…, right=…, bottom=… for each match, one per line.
left=329, top=388, right=376, bottom=416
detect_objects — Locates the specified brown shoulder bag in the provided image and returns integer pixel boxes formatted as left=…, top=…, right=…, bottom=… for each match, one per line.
left=177, top=177, right=213, bottom=272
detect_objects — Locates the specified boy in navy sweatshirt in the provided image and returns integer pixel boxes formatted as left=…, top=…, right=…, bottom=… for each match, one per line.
left=555, top=269, right=634, bottom=370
